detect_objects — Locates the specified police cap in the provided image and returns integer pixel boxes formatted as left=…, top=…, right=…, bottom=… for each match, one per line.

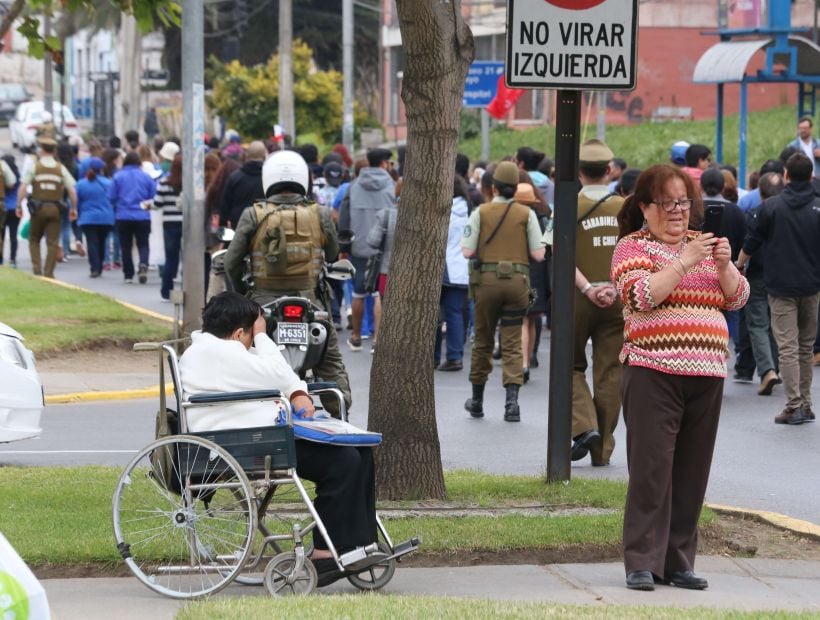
left=579, top=139, right=614, bottom=165
left=493, top=161, right=519, bottom=186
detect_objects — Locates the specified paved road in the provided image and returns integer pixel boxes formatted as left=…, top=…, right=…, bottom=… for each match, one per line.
left=2, top=127, right=819, bottom=525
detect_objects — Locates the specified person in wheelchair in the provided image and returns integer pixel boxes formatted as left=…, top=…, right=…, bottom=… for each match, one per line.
left=179, top=291, right=378, bottom=586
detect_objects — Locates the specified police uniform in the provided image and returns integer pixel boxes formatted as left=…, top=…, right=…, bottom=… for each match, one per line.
left=20, top=140, right=76, bottom=278
left=572, top=140, right=625, bottom=465
left=462, top=161, right=544, bottom=421
left=224, top=194, right=352, bottom=416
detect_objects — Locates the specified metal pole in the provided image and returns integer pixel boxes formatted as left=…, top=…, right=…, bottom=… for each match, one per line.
left=43, top=13, right=53, bottom=118
left=716, top=83, right=724, bottom=167
left=342, top=0, right=354, bottom=155
left=181, top=0, right=205, bottom=335
left=279, top=0, right=295, bottom=141
left=596, top=91, right=606, bottom=141
left=480, top=108, right=490, bottom=161
left=739, top=80, right=748, bottom=192
left=547, top=90, right=581, bottom=483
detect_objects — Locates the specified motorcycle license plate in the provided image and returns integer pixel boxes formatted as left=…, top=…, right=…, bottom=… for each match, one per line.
left=277, top=323, right=309, bottom=346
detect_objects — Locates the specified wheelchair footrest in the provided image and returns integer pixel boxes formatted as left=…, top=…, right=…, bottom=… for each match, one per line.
left=339, top=543, right=379, bottom=569
left=388, top=537, right=421, bottom=562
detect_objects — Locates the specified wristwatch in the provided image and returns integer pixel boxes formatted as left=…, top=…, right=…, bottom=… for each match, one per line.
left=579, top=283, right=592, bottom=295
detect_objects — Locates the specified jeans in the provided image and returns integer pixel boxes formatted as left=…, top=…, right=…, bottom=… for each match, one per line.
left=745, top=274, right=778, bottom=377
left=1, top=210, right=19, bottom=263
left=104, top=229, right=121, bottom=265
left=117, top=219, right=151, bottom=279
left=769, top=293, right=820, bottom=410
left=434, top=285, right=468, bottom=364
left=161, top=222, right=182, bottom=298
left=81, top=224, right=113, bottom=274
left=733, top=307, right=757, bottom=378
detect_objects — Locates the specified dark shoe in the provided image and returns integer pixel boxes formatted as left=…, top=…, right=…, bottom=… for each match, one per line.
left=663, top=570, right=708, bottom=590
left=503, top=384, right=520, bottom=422
left=347, top=337, right=362, bottom=352
left=775, top=407, right=806, bottom=425
left=758, top=370, right=778, bottom=396
left=465, top=384, right=485, bottom=418
left=312, top=558, right=345, bottom=588
left=733, top=372, right=754, bottom=383
left=591, top=459, right=610, bottom=467
left=492, top=344, right=502, bottom=360
left=571, top=430, right=602, bottom=461
left=802, top=406, right=815, bottom=422
left=437, top=359, right=463, bottom=372
left=522, top=368, right=530, bottom=384
left=138, top=264, right=148, bottom=284
left=625, top=570, right=654, bottom=591
left=90, top=271, right=101, bottom=278
left=530, top=353, right=539, bottom=368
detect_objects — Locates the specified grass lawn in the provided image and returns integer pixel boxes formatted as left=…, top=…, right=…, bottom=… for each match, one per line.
left=0, top=466, right=666, bottom=567
left=459, top=105, right=796, bottom=177
left=0, top=268, right=172, bottom=355
left=177, top=595, right=813, bottom=620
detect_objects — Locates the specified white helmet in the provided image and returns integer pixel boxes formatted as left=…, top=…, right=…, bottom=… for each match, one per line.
left=262, top=150, right=309, bottom=197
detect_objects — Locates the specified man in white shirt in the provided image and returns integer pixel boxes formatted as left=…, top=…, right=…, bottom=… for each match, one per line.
left=787, top=116, right=820, bottom=178
left=179, top=292, right=377, bottom=586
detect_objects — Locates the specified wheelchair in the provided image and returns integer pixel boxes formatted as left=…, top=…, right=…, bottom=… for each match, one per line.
left=112, top=340, right=419, bottom=600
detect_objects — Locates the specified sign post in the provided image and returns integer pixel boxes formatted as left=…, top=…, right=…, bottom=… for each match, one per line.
left=505, top=0, right=638, bottom=483
left=463, top=61, right=505, bottom=161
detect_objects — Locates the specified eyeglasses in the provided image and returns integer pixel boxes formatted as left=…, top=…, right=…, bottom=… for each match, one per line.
left=651, top=198, right=693, bottom=212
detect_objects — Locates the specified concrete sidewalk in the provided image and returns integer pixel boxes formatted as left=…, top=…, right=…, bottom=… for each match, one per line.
left=42, top=557, right=820, bottom=619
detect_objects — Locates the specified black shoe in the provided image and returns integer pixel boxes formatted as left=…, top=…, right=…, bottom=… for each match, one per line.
left=775, top=407, right=806, bottom=425
left=503, top=384, right=520, bottom=422
left=492, top=345, right=502, bottom=360
left=626, top=570, right=654, bottom=591
left=663, top=570, right=708, bottom=590
left=138, top=264, right=148, bottom=284
left=522, top=368, right=530, bottom=384
left=802, top=406, right=815, bottom=422
left=571, top=430, right=602, bottom=461
left=465, top=384, right=485, bottom=418
left=733, top=372, right=754, bottom=383
left=530, top=353, right=539, bottom=368
left=312, top=558, right=345, bottom=588
left=437, top=359, right=463, bottom=371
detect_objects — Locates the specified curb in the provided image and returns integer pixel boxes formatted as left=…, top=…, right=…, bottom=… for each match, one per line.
left=707, top=503, right=820, bottom=542
left=46, top=383, right=175, bottom=404
left=38, top=276, right=177, bottom=325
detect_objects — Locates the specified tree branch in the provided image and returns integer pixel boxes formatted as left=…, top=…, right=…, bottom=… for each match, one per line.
left=0, top=0, right=26, bottom=49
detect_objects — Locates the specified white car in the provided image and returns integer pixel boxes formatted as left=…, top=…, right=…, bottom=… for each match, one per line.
left=9, top=100, right=80, bottom=150
left=0, top=322, right=43, bottom=442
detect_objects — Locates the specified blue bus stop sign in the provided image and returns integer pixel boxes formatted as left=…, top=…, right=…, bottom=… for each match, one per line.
left=463, top=61, right=506, bottom=108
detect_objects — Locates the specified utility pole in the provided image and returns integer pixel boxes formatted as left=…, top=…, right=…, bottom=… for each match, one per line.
left=181, top=0, right=205, bottom=335
left=116, top=14, right=142, bottom=140
left=342, top=0, right=354, bottom=155
left=596, top=91, right=606, bottom=141
left=43, top=13, right=53, bottom=118
left=279, top=0, right=295, bottom=141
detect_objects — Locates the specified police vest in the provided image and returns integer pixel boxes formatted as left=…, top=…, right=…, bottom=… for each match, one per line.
left=249, top=200, right=325, bottom=291
left=575, top=192, right=623, bottom=282
left=477, top=201, right=531, bottom=265
left=31, top=160, right=65, bottom=203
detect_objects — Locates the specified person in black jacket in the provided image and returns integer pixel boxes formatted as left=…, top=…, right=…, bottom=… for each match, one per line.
left=737, top=153, right=820, bottom=425
left=219, top=141, right=267, bottom=229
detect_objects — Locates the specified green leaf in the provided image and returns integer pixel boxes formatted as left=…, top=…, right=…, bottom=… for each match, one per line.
left=28, top=39, right=46, bottom=60
left=45, top=36, right=62, bottom=51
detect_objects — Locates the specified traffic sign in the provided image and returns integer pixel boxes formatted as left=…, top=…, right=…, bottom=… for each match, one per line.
left=505, top=0, right=638, bottom=90
left=462, top=61, right=505, bottom=108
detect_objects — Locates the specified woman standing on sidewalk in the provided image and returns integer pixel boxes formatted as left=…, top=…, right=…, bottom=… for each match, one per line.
left=153, top=153, right=182, bottom=301
left=107, top=151, right=156, bottom=284
left=75, top=157, right=114, bottom=278
left=611, top=164, right=749, bottom=592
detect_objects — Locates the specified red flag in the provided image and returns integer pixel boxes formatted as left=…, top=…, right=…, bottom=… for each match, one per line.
left=486, top=76, right=525, bottom=120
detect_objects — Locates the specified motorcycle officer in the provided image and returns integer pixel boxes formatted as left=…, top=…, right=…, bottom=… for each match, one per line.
left=224, top=149, right=352, bottom=417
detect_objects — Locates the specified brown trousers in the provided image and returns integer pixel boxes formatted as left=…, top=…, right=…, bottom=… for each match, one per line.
left=621, top=364, right=723, bottom=577
left=28, top=204, right=62, bottom=278
left=572, top=291, right=624, bottom=463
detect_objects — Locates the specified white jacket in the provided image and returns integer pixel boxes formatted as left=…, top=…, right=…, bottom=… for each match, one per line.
left=178, top=330, right=307, bottom=431
left=444, top=197, right=469, bottom=286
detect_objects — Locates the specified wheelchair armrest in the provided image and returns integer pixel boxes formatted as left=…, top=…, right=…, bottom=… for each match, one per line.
left=307, top=382, right=338, bottom=391
left=187, top=389, right=282, bottom=404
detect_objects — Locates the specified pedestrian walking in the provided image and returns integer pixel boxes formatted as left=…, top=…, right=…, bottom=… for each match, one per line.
left=461, top=161, right=545, bottom=422
left=154, top=153, right=182, bottom=301
left=737, top=152, right=820, bottom=424
left=0, top=154, right=20, bottom=267
left=612, top=164, right=749, bottom=591
left=75, top=157, right=114, bottom=277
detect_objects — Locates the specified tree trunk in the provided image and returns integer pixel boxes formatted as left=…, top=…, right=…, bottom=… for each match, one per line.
left=0, top=0, right=25, bottom=45
left=368, top=1, right=473, bottom=500
left=116, top=14, right=142, bottom=140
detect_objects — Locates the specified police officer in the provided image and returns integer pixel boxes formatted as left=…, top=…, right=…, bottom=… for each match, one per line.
left=16, top=136, right=77, bottom=278
left=570, top=139, right=625, bottom=466
left=462, top=161, right=546, bottom=422
left=224, top=149, right=352, bottom=416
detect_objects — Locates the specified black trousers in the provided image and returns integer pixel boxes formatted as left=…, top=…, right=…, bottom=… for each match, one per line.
left=116, top=219, right=151, bottom=279
left=621, top=364, right=723, bottom=578
left=294, top=441, right=377, bottom=551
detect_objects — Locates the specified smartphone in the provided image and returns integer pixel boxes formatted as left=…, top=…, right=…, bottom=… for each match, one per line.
left=702, top=204, right=723, bottom=237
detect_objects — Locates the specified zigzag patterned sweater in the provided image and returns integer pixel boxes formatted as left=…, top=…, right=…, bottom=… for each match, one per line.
left=611, top=230, right=750, bottom=378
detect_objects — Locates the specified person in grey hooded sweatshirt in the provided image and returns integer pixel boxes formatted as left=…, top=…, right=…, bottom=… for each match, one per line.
left=338, top=148, right=396, bottom=352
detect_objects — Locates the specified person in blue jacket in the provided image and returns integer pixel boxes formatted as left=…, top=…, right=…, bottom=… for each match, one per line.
left=107, top=151, right=156, bottom=283
left=76, top=157, right=115, bottom=277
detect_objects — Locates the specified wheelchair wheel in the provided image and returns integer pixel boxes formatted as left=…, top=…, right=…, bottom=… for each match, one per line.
left=112, top=435, right=256, bottom=599
left=263, top=552, right=318, bottom=596
left=346, top=542, right=396, bottom=591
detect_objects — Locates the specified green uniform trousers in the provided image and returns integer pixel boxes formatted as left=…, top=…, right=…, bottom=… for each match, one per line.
left=572, top=290, right=624, bottom=464
left=29, top=204, right=62, bottom=278
left=469, top=271, right=530, bottom=386
left=251, top=287, right=352, bottom=418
